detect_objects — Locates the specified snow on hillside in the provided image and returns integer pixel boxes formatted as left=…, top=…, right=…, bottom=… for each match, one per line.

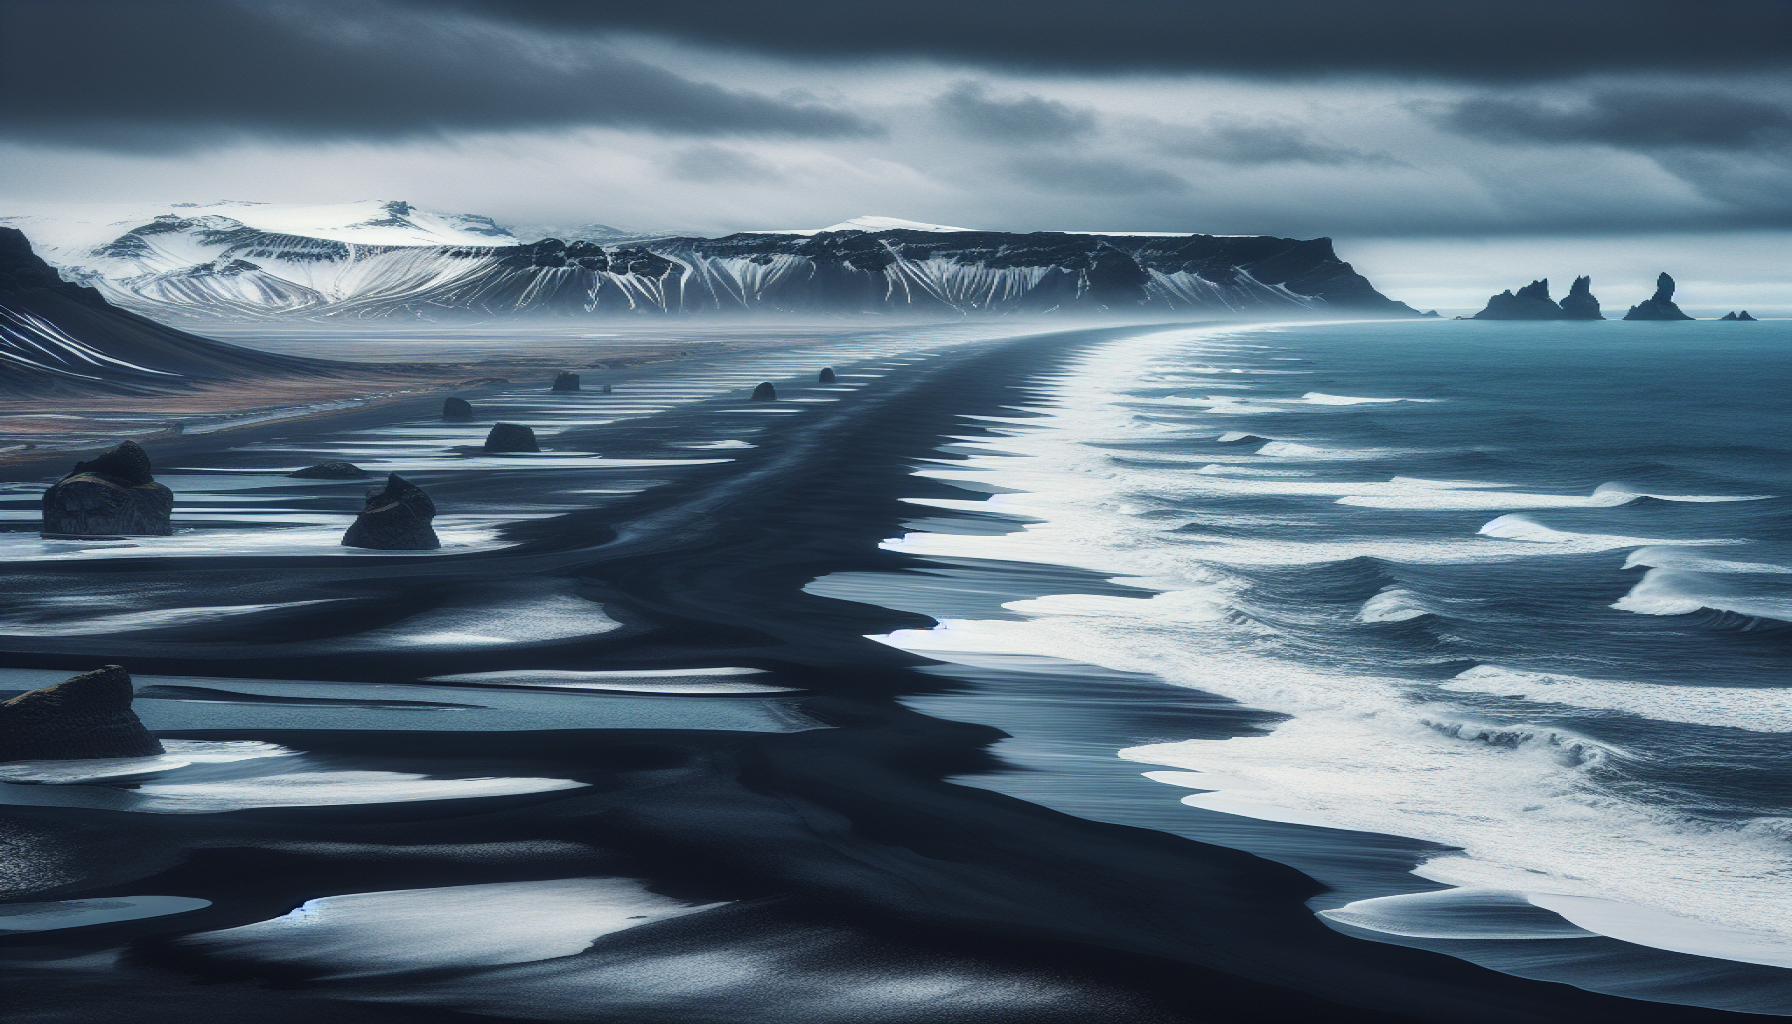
left=746, top=215, right=975, bottom=236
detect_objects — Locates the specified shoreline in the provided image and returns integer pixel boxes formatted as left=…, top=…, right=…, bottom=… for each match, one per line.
left=0, top=322, right=1776, bottom=1022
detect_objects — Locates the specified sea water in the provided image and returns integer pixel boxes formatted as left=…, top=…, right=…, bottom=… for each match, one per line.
left=862, top=318, right=1792, bottom=990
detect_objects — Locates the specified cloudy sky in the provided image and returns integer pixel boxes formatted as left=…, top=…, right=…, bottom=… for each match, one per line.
left=2, top=0, right=1789, bottom=311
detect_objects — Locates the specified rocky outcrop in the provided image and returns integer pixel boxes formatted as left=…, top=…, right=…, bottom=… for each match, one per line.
left=288, top=461, right=367, bottom=479
left=1624, top=273, right=1696, bottom=321
left=751, top=382, right=777, bottom=401
left=341, top=473, right=440, bottom=550
left=0, top=665, right=163, bottom=761
left=1558, top=276, right=1604, bottom=320
left=442, top=396, right=474, bottom=420
left=1720, top=311, right=1758, bottom=321
left=41, top=441, right=174, bottom=537
left=1472, top=280, right=1567, bottom=319
left=551, top=371, right=580, bottom=392
left=818, top=367, right=837, bottom=383
left=483, top=422, right=540, bottom=453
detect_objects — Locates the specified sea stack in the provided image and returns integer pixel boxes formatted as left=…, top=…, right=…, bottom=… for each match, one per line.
left=1471, top=280, right=1569, bottom=320
left=288, top=461, right=367, bottom=479
left=601, top=384, right=613, bottom=394
left=751, top=382, right=777, bottom=401
left=818, top=367, right=837, bottom=383
left=341, top=473, right=440, bottom=550
left=551, top=371, right=581, bottom=392
left=41, top=440, right=174, bottom=538
left=442, top=396, right=475, bottom=420
left=1624, top=273, right=1696, bottom=321
left=483, top=422, right=540, bottom=453
left=0, top=665, right=163, bottom=761
left=1558, top=276, right=1604, bottom=320
left=1720, top=311, right=1759, bottom=321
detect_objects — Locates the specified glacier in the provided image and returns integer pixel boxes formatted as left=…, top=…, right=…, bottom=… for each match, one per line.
left=0, top=202, right=1421, bottom=321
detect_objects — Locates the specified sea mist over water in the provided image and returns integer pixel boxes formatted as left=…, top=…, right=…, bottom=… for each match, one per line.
left=855, top=319, right=1792, bottom=988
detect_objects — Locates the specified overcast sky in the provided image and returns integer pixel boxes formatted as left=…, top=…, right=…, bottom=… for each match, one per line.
left=2, top=0, right=1789, bottom=311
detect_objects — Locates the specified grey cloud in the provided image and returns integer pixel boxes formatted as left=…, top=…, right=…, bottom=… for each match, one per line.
left=1006, top=155, right=1188, bottom=196
left=1156, top=116, right=1398, bottom=166
left=417, top=0, right=1792, bottom=83
left=932, top=82, right=1096, bottom=143
left=0, top=0, right=876, bottom=153
left=664, top=145, right=783, bottom=183
left=1436, top=91, right=1792, bottom=150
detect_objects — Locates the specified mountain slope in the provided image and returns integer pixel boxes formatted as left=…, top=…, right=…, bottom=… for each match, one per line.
left=0, top=227, right=345, bottom=398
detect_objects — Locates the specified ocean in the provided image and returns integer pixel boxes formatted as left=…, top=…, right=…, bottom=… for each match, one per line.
left=816, top=317, right=1792, bottom=1012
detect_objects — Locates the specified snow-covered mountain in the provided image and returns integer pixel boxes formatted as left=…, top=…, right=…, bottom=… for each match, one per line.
left=1, top=202, right=1421, bottom=321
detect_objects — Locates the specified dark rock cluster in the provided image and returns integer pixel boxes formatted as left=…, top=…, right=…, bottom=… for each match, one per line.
left=1720, top=311, right=1758, bottom=321
left=0, top=665, right=163, bottom=761
left=483, top=423, right=540, bottom=453
left=41, top=440, right=174, bottom=537
left=1471, top=277, right=1603, bottom=320
left=818, top=367, right=837, bottom=383
left=551, top=371, right=581, bottom=392
left=442, top=396, right=475, bottom=420
left=751, top=382, right=777, bottom=401
left=341, top=473, right=440, bottom=550
left=1624, top=273, right=1696, bottom=321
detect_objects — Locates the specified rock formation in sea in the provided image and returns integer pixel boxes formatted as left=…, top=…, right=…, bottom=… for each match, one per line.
left=751, top=382, right=777, bottom=401
left=484, top=422, right=540, bottom=453
left=1472, top=280, right=1567, bottom=319
left=1558, top=276, right=1604, bottom=319
left=1720, top=311, right=1759, bottom=321
left=288, top=461, right=367, bottom=479
left=818, top=367, right=837, bottom=383
left=552, top=371, right=581, bottom=392
left=600, top=384, right=613, bottom=394
left=12, top=209, right=1427, bottom=320
left=442, top=396, right=475, bottom=420
left=0, top=665, right=163, bottom=760
left=41, top=440, right=174, bottom=537
left=1624, top=273, right=1696, bottom=321
left=0, top=226, right=343, bottom=399
left=340, top=473, right=440, bottom=550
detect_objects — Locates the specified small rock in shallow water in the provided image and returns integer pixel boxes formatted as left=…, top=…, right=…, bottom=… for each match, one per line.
left=551, top=371, right=581, bottom=392
left=818, top=367, right=836, bottom=383
left=41, top=440, right=173, bottom=537
left=442, top=396, right=475, bottom=420
left=751, top=382, right=777, bottom=401
left=0, top=665, right=163, bottom=761
left=288, top=461, right=367, bottom=479
left=483, top=422, right=540, bottom=453
left=341, top=473, right=440, bottom=550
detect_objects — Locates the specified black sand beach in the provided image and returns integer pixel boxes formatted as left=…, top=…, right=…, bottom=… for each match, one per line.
left=0, top=325, right=1773, bottom=1022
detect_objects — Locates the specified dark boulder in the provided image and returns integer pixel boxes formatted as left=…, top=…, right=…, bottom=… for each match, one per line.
left=484, top=422, right=540, bottom=453
left=600, top=383, right=613, bottom=394
left=1472, top=279, right=1567, bottom=320
left=1558, top=276, right=1604, bottom=320
left=0, top=665, right=163, bottom=760
left=751, top=382, right=777, bottom=401
left=1624, top=273, right=1696, bottom=321
left=818, top=367, right=837, bottom=383
left=341, top=473, right=439, bottom=550
left=288, top=461, right=367, bottom=479
left=442, top=396, right=475, bottom=420
left=41, top=440, right=173, bottom=537
left=551, top=371, right=581, bottom=392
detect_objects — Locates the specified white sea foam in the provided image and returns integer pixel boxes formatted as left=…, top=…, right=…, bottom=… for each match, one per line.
left=1299, top=392, right=1440, bottom=405
left=1612, top=568, right=1792, bottom=622
left=0, top=740, right=295, bottom=783
left=426, top=668, right=796, bottom=693
left=1624, top=546, right=1792, bottom=574
left=184, top=878, right=724, bottom=978
left=1443, top=666, right=1792, bottom=732
left=1356, top=589, right=1434, bottom=622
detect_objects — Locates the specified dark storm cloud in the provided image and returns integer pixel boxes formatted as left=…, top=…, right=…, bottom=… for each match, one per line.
left=1006, top=155, right=1188, bottom=196
left=664, top=145, right=784, bottom=183
left=932, top=82, right=1096, bottom=143
left=1155, top=116, right=1398, bottom=166
left=1436, top=91, right=1792, bottom=150
left=418, top=0, right=1792, bottom=83
left=0, top=0, right=875, bottom=152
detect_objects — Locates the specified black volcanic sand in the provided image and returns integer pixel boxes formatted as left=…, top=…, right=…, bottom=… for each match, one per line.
left=0, top=325, right=1770, bottom=1023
